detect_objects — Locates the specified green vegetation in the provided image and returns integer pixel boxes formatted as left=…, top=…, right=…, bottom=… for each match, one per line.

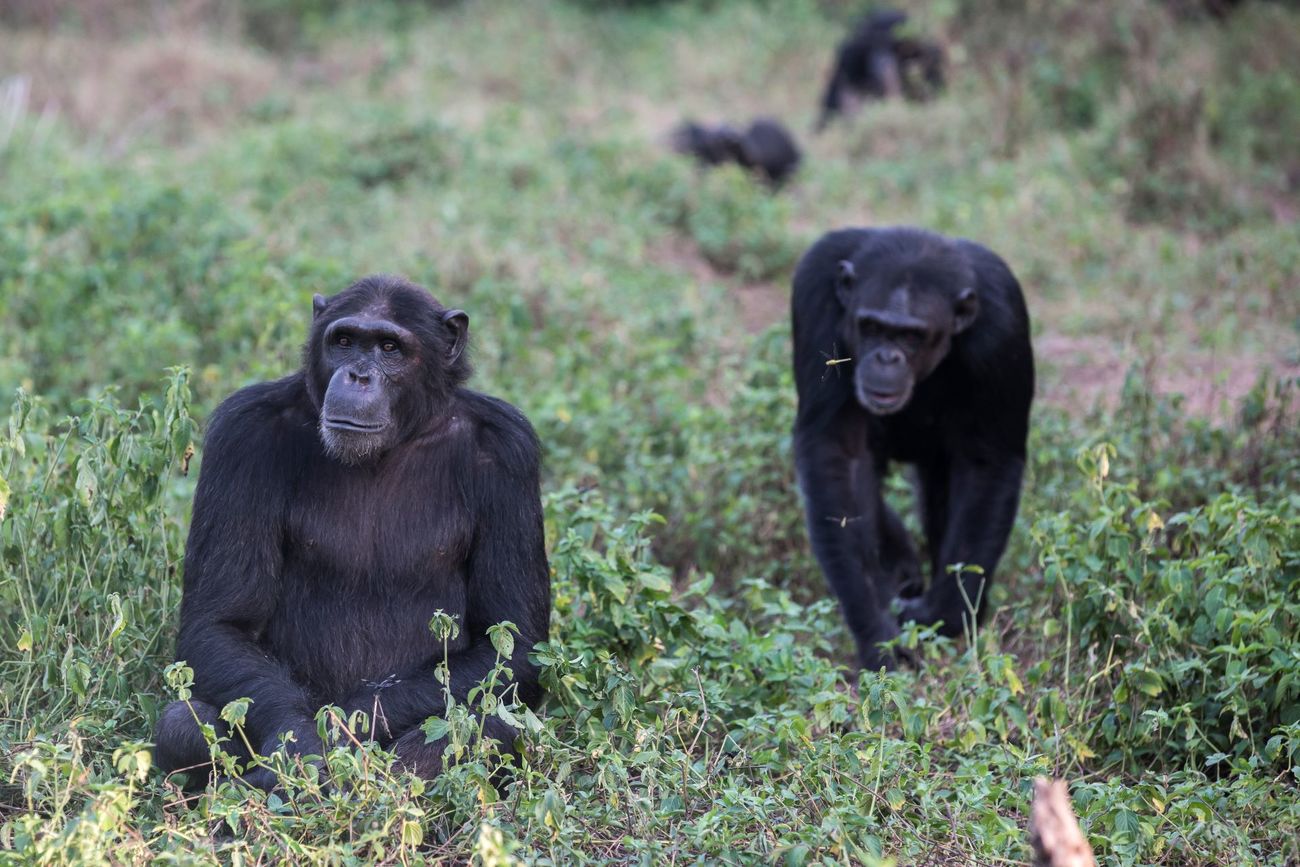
left=1, top=1, right=1297, bottom=863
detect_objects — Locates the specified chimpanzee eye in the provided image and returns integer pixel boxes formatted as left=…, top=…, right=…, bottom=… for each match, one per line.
left=336, top=335, right=352, bottom=348
left=381, top=340, right=399, bottom=354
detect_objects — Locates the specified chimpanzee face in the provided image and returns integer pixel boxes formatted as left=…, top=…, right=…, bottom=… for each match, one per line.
left=316, top=311, right=417, bottom=464
left=307, top=285, right=468, bottom=466
left=836, top=259, right=978, bottom=416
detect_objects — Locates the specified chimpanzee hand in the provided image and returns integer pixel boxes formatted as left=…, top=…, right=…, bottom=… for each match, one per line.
left=260, top=718, right=325, bottom=762
left=232, top=721, right=327, bottom=793
left=857, top=613, right=904, bottom=672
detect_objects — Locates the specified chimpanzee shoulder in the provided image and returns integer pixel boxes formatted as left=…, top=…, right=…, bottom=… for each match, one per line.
left=455, top=389, right=543, bottom=475
left=197, top=375, right=314, bottom=475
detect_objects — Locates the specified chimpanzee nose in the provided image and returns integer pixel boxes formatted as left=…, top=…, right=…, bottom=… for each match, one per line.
left=347, top=369, right=372, bottom=386
left=874, top=347, right=904, bottom=366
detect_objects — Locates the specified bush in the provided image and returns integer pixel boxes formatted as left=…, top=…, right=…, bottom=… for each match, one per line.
left=1211, top=3, right=1300, bottom=172
left=0, top=374, right=194, bottom=752
left=0, top=176, right=336, bottom=412
left=673, top=167, right=800, bottom=281
left=1035, top=445, right=1300, bottom=769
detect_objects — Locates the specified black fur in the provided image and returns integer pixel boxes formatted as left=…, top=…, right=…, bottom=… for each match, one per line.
left=154, top=275, right=550, bottom=788
left=671, top=117, right=802, bottom=187
left=816, top=8, right=946, bottom=131
left=791, top=228, right=1033, bottom=670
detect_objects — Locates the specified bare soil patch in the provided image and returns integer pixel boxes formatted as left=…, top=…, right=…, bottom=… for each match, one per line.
left=1036, top=333, right=1299, bottom=419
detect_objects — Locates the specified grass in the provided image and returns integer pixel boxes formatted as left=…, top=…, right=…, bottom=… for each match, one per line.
left=0, top=0, right=1298, bottom=863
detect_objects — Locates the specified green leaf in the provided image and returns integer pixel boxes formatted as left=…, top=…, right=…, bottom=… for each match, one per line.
left=422, top=717, right=450, bottom=743
left=221, top=698, right=251, bottom=727
left=523, top=706, right=545, bottom=734
left=488, top=622, right=517, bottom=659
left=496, top=704, right=522, bottom=728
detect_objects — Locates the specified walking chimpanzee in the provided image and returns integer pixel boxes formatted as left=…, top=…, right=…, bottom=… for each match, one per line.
left=792, top=228, right=1033, bottom=670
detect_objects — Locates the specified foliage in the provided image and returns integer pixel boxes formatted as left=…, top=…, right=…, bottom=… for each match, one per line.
left=0, top=175, right=334, bottom=408
left=676, top=167, right=800, bottom=280
left=1036, top=446, right=1300, bottom=768
left=2, top=393, right=1297, bottom=863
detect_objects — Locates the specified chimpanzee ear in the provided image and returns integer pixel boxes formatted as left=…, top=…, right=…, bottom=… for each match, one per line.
left=953, top=287, right=979, bottom=334
left=835, top=260, right=856, bottom=307
left=442, top=309, right=469, bottom=363
left=312, top=294, right=328, bottom=319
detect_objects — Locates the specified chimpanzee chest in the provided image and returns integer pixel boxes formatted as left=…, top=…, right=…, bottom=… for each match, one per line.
left=268, top=453, right=474, bottom=701
left=871, top=406, right=941, bottom=465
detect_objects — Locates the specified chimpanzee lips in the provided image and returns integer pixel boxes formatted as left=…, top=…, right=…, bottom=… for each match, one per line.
left=319, top=417, right=389, bottom=466
left=323, top=417, right=385, bottom=432
left=859, top=385, right=910, bottom=415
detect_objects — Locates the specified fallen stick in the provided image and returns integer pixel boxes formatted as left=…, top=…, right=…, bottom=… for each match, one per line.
left=1030, top=778, right=1096, bottom=867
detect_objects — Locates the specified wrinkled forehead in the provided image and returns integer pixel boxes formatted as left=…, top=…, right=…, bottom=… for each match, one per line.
left=327, top=291, right=393, bottom=318
left=868, top=283, right=951, bottom=313
left=854, top=277, right=956, bottom=322
left=326, top=282, right=441, bottom=321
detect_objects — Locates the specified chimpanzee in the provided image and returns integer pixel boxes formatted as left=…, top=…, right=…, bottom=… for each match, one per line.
left=1162, top=0, right=1243, bottom=18
left=815, top=8, right=946, bottom=131
left=671, top=117, right=802, bottom=188
left=153, top=275, right=550, bottom=790
left=791, top=228, right=1033, bottom=670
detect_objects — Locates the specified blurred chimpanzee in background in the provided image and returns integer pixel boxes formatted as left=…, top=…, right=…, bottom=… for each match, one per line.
left=671, top=117, right=803, bottom=188
left=816, top=8, right=946, bottom=131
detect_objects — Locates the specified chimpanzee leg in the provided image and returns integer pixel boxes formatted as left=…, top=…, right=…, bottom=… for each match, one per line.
left=916, top=459, right=951, bottom=582
left=878, top=503, right=922, bottom=599
left=904, top=455, right=1024, bottom=637
left=390, top=715, right=519, bottom=780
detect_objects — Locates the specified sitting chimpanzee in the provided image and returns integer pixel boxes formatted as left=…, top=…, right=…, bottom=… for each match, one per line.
left=815, top=8, right=946, bottom=131
left=791, top=228, right=1033, bottom=670
left=154, top=275, right=550, bottom=790
left=671, top=117, right=802, bottom=188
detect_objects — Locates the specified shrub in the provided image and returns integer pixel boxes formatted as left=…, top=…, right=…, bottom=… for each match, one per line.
left=1035, top=444, right=1300, bottom=769
left=0, top=177, right=336, bottom=412
left=673, top=167, right=800, bottom=281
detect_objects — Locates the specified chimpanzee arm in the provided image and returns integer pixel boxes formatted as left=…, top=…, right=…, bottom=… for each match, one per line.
left=175, top=387, right=321, bottom=757
left=791, top=227, right=903, bottom=666
left=816, top=54, right=848, bottom=131
left=869, top=46, right=902, bottom=98
left=350, top=417, right=550, bottom=739
left=794, top=413, right=900, bottom=669
left=907, top=452, right=1025, bottom=637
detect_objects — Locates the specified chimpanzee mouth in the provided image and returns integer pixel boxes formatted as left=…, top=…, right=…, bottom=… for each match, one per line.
left=322, top=417, right=386, bottom=433
left=860, top=387, right=910, bottom=414
left=319, top=419, right=389, bottom=466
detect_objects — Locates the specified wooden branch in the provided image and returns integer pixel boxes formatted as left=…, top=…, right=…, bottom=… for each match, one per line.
left=1030, top=778, right=1096, bottom=867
